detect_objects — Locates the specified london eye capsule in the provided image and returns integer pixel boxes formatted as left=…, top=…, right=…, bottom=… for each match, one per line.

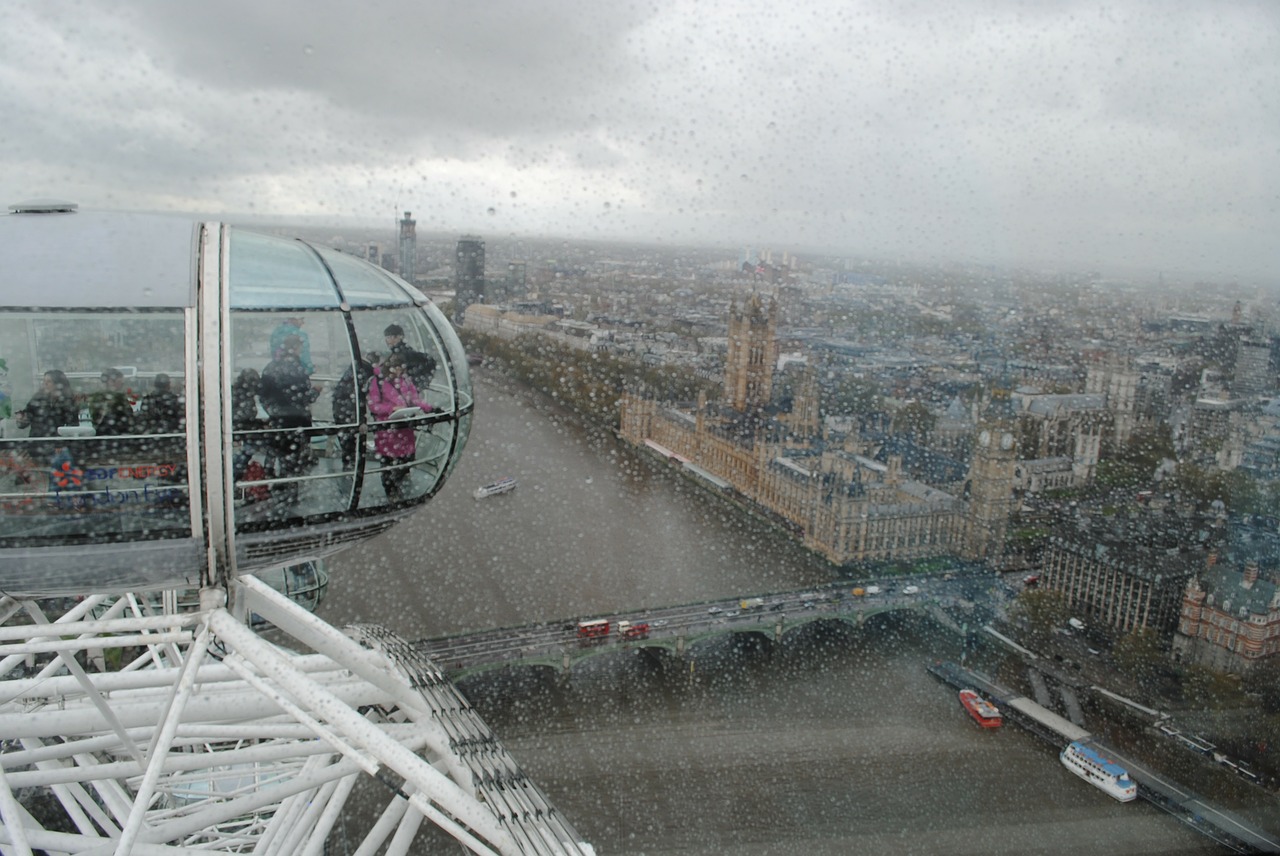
left=0, top=203, right=473, bottom=596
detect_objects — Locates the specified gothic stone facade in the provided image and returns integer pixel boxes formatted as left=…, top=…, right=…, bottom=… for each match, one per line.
left=619, top=394, right=991, bottom=566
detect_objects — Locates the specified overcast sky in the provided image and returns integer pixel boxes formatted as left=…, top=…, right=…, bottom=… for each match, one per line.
left=2, top=0, right=1277, bottom=281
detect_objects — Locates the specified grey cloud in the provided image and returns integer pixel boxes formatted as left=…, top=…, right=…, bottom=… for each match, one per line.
left=1, top=0, right=1277, bottom=279
left=112, top=1, right=655, bottom=139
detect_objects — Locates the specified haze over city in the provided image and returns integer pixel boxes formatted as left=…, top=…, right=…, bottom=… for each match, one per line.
left=4, top=4, right=1280, bottom=845
left=2, top=0, right=1277, bottom=284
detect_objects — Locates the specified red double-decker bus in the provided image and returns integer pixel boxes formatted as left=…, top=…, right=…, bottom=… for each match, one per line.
left=576, top=619, right=610, bottom=639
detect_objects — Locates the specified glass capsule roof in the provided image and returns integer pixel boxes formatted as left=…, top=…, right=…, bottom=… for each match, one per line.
left=0, top=209, right=198, bottom=308
left=0, top=210, right=426, bottom=311
left=227, top=229, right=423, bottom=309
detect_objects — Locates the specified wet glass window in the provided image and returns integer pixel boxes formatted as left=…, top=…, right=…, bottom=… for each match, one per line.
left=349, top=308, right=452, bottom=509
left=229, top=309, right=354, bottom=527
left=228, top=304, right=464, bottom=528
left=0, top=310, right=189, bottom=545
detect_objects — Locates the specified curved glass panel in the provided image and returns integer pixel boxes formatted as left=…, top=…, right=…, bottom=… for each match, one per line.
left=422, top=299, right=471, bottom=409
left=228, top=300, right=471, bottom=528
left=312, top=244, right=414, bottom=307
left=358, top=415, right=455, bottom=510
left=350, top=307, right=453, bottom=507
left=229, top=309, right=357, bottom=528
left=443, top=411, right=472, bottom=485
left=368, top=309, right=450, bottom=411
left=0, top=310, right=190, bottom=548
left=228, top=229, right=341, bottom=309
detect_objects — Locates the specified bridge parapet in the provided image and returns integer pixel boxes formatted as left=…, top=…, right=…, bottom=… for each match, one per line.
left=417, top=586, right=977, bottom=680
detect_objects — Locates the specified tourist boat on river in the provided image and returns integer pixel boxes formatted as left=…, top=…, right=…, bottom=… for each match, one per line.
left=958, top=689, right=1002, bottom=728
left=474, top=476, right=517, bottom=499
left=1059, top=740, right=1138, bottom=801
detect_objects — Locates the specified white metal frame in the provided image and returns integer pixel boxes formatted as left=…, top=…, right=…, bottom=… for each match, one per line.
left=0, top=576, right=593, bottom=855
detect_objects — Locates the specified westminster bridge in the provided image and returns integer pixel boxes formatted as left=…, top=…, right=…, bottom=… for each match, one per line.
left=412, top=572, right=1000, bottom=679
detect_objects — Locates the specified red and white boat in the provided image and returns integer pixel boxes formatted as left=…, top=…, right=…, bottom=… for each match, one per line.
left=959, top=689, right=1002, bottom=728
left=473, top=476, right=517, bottom=499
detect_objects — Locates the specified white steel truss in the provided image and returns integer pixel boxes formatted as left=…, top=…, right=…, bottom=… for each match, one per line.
left=0, top=575, right=593, bottom=855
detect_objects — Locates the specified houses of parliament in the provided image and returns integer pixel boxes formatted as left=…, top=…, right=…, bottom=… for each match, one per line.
left=619, top=293, right=1018, bottom=569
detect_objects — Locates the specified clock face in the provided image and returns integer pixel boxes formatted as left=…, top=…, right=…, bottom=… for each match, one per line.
left=979, top=430, right=991, bottom=447
left=1000, top=432, right=1014, bottom=450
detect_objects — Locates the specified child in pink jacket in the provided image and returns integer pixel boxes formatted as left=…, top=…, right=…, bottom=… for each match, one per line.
left=367, top=353, right=432, bottom=500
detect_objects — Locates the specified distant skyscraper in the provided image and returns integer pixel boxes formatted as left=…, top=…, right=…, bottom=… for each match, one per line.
left=507, top=261, right=527, bottom=296
left=367, top=242, right=380, bottom=266
left=397, top=211, right=416, bottom=282
left=1234, top=336, right=1272, bottom=398
left=454, top=236, right=485, bottom=323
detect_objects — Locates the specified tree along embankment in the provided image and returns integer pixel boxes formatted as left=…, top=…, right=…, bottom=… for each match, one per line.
left=459, top=328, right=716, bottom=430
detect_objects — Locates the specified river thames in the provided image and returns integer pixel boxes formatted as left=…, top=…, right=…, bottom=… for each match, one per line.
left=318, top=371, right=1222, bottom=855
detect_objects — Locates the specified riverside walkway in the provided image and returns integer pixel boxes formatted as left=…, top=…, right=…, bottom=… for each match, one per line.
left=929, top=661, right=1280, bottom=855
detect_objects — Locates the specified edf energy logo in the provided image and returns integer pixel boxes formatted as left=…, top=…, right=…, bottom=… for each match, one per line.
left=51, top=454, right=84, bottom=490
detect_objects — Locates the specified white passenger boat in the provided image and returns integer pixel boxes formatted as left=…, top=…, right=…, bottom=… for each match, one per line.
left=1060, top=740, right=1137, bottom=801
left=474, top=476, right=517, bottom=499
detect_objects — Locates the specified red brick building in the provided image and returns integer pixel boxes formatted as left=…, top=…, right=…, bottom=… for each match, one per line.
left=1174, top=560, right=1280, bottom=672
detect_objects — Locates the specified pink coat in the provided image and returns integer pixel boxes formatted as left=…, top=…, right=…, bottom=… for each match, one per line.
left=367, top=373, right=430, bottom=458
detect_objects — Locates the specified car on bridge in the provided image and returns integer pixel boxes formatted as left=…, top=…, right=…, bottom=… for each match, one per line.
left=617, top=621, right=650, bottom=640
left=903, top=585, right=920, bottom=595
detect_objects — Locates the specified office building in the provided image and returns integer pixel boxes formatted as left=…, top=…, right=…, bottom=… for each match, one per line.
left=454, top=235, right=485, bottom=323
left=398, top=211, right=416, bottom=283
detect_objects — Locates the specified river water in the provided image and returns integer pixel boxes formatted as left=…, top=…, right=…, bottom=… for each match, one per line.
left=318, top=372, right=1220, bottom=855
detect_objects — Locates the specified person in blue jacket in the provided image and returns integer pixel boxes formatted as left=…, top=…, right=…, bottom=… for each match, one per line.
left=269, top=316, right=314, bottom=374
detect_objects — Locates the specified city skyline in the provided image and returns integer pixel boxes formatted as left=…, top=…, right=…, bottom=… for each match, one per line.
left=2, top=0, right=1277, bottom=285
